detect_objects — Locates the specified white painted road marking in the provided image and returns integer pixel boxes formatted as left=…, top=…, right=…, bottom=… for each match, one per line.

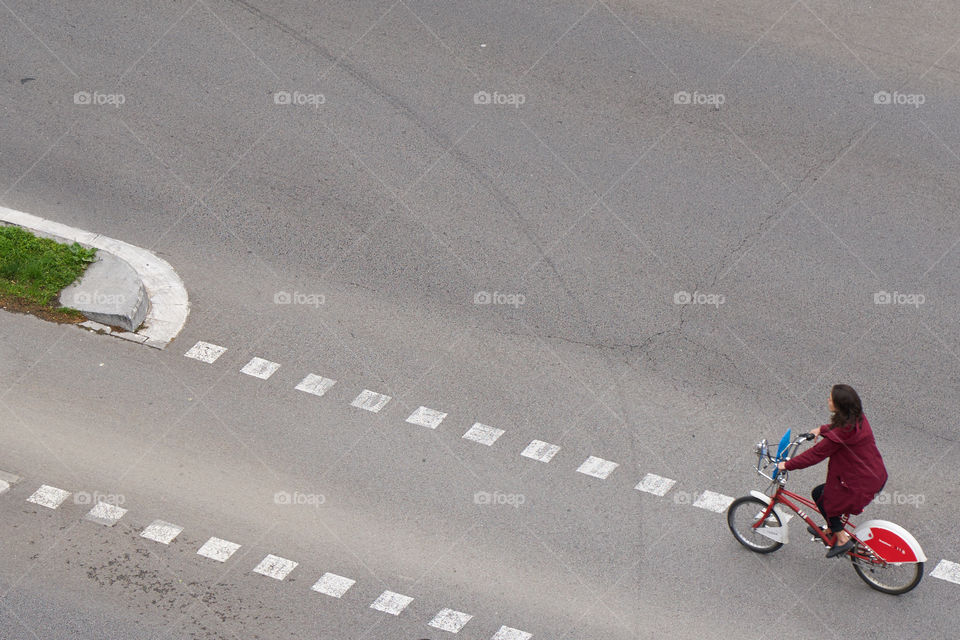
left=184, top=341, right=227, bottom=363
left=931, top=560, right=960, bottom=585
left=197, top=537, right=241, bottom=562
left=429, top=608, right=473, bottom=633
left=0, top=480, right=8, bottom=495
left=462, top=423, right=505, bottom=446
left=311, top=572, right=356, bottom=598
left=693, top=490, right=734, bottom=513
left=576, top=456, right=619, bottom=479
left=27, top=485, right=71, bottom=509
left=84, top=502, right=127, bottom=526
left=521, top=439, right=561, bottom=463
left=295, top=373, right=337, bottom=397
left=351, top=389, right=392, bottom=413
left=240, top=357, right=280, bottom=380
left=491, top=626, right=532, bottom=640
left=370, top=590, right=414, bottom=615
left=406, top=406, right=447, bottom=429
left=141, top=520, right=184, bottom=544
left=253, top=554, right=298, bottom=580
left=635, top=473, right=677, bottom=496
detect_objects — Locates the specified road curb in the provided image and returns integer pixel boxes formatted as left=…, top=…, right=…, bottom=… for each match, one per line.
left=0, top=206, right=189, bottom=349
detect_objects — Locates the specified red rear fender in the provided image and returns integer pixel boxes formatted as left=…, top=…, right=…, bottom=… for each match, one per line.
left=853, top=519, right=926, bottom=563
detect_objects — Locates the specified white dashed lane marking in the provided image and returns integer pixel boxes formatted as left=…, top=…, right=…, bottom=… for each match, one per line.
left=370, top=590, right=414, bottom=615
left=11, top=468, right=960, bottom=640
left=576, top=456, right=619, bottom=479
left=406, top=406, right=447, bottom=429
left=197, top=537, right=241, bottom=562
left=84, top=502, right=127, bottom=526
left=351, top=389, right=392, bottom=413
left=491, top=626, right=532, bottom=640
left=311, top=572, right=356, bottom=598
left=0, top=480, right=9, bottom=495
left=428, top=608, right=473, bottom=633
left=241, top=357, right=280, bottom=380
left=462, top=423, right=505, bottom=446
left=635, top=473, right=676, bottom=497
left=253, top=554, right=298, bottom=580
left=184, top=341, right=227, bottom=363
left=141, top=520, right=184, bottom=544
left=26, top=485, right=71, bottom=509
left=693, top=490, right=734, bottom=513
left=295, top=373, right=337, bottom=397
left=521, top=439, right=561, bottom=463
left=931, top=560, right=960, bottom=585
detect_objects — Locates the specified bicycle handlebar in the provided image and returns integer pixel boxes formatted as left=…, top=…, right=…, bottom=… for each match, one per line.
left=753, top=432, right=817, bottom=483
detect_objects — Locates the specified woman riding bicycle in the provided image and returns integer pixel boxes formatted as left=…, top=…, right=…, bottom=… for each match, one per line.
left=777, top=384, right=887, bottom=557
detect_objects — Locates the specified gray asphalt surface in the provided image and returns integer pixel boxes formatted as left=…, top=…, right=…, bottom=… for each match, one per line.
left=2, top=1, right=959, bottom=638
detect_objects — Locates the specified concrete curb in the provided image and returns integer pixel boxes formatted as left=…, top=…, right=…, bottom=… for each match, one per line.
left=0, top=468, right=21, bottom=496
left=0, top=206, right=189, bottom=349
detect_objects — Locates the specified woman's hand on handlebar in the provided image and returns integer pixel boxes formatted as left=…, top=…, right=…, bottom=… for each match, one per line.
left=778, top=428, right=821, bottom=471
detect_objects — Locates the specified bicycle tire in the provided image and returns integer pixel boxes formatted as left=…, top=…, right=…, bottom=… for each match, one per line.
left=727, top=496, right=783, bottom=553
left=850, top=546, right=923, bottom=594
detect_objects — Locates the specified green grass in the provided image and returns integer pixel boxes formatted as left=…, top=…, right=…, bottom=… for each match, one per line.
left=0, top=225, right=97, bottom=306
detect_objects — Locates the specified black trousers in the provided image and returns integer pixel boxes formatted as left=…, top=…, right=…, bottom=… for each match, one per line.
left=811, top=483, right=844, bottom=533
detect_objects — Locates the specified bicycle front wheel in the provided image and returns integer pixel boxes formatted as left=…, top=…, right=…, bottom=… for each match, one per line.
left=727, top=496, right=783, bottom=553
left=851, top=547, right=923, bottom=594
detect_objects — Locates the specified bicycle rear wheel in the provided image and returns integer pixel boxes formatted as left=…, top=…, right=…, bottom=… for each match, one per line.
left=851, top=545, right=923, bottom=594
left=727, top=496, right=783, bottom=553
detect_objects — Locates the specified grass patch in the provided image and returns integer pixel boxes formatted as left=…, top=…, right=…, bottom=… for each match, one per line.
left=0, top=225, right=97, bottom=308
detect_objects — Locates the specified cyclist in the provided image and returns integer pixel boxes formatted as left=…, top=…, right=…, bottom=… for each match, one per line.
left=776, top=384, right=887, bottom=557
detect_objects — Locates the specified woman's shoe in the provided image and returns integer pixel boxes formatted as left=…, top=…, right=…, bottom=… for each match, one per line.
left=807, top=524, right=827, bottom=537
left=826, top=537, right=856, bottom=558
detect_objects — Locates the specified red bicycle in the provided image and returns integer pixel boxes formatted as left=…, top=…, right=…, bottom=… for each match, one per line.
left=727, top=430, right=926, bottom=594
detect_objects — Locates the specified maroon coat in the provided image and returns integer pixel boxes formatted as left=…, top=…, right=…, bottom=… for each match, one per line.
left=784, top=415, right=887, bottom=518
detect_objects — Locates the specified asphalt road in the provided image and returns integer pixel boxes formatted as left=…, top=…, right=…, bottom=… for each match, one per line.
left=1, top=1, right=959, bottom=638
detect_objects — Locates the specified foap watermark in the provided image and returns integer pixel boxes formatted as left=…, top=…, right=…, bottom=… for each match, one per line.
left=873, top=490, right=925, bottom=508
left=674, top=290, right=725, bottom=307
left=474, top=290, right=525, bottom=308
left=873, top=91, right=925, bottom=108
left=474, top=490, right=525, bottom=508
left=274, top=290, right=325, bottom=308
left=673, top=91, right=724, bottom=107
left=73, top=291, right=125, bottom=306
left=672, top=490, right=696, bottom=505
left=473, top=90, right=525, bottom=108
left=73, top=91, right=125, bottom=108
left=74, top=491, right=125, bottom=506
left=274, top=90, right=326, bottom=108
left=874, top=290, right=924, bottom=308
left=274, top=490, right=325, bottom=507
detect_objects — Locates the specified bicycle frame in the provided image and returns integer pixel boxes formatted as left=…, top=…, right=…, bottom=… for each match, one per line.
left=752, top=485, right=865, bottom=554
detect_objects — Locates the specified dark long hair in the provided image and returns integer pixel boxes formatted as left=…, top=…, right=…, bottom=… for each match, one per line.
left=830, top=384, right=863, bottom=431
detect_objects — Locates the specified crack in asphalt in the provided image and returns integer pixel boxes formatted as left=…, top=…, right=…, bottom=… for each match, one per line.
left=708, top=120, right=875, bottom=289
left=227, top=0, right=586, bottom=312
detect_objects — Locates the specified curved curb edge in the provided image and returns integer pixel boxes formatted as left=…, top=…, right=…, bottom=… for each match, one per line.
left=0, top=206, right=189, bottom=349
